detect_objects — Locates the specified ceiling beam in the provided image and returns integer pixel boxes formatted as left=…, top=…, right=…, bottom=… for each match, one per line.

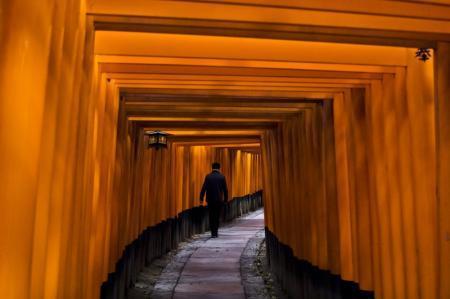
left=92, top=15, right=440, bottom=48
left=99, top=63, right=385, bottom=79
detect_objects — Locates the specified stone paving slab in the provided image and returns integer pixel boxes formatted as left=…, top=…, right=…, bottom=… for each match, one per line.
left=191, top=247, right=243, bottom=259
left=175, top=282, right=244, bottom=293
left=187, top=257, right=239, bottom=263
left=179, top=274, right=241, bottom=283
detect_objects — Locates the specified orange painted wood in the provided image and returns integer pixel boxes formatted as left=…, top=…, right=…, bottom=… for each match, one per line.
left=435, top=42, right=450, bottom=299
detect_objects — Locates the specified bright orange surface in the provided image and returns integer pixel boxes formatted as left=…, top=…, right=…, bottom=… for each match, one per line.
left=1, top=1, right=449, bottom=299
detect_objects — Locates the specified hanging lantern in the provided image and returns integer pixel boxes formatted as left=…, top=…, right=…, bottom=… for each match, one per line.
left=145, top=130, right=170, bottom=149
left=415, top=48, right=431, bottom=62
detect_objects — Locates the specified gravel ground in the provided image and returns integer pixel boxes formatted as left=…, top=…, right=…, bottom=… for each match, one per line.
left=241, top=230, right=288, bottom=299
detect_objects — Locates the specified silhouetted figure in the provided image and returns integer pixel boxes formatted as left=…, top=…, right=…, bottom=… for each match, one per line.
left=200, top=162, right=229, bottom=238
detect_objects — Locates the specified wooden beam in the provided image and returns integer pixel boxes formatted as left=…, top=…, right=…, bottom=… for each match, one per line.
left=99, top=63, right=385, bottom=80
left=92, top=15, right=440, bottom=48
left=137, top=121, right=276, bottom=130
left=105, top=73, right=375, bottom=85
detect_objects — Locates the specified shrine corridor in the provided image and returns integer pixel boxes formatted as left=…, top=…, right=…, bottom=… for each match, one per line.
left=2, top=1, right=450, bottom=299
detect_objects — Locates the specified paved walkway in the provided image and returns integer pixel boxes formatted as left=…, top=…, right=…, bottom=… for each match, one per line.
left=151, top=210, right=264, bottom=299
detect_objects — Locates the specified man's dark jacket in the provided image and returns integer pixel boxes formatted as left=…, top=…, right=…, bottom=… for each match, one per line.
left=200, top=170, right=228, bottom=203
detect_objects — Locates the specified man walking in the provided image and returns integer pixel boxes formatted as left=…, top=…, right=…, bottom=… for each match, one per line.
left=200, top=162, right=229, bottom=238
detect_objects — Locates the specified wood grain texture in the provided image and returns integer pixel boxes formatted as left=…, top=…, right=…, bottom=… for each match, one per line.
left=435, top=42, right=450, bottom=299
left=262, top=66, right=440, bottom=298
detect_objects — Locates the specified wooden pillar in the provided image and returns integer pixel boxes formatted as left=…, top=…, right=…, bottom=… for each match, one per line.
left=323, top=100, right=340, bottom=274
left=435, top=42, right=450, bottom=299
left=333, top=92, right=355, bottom=282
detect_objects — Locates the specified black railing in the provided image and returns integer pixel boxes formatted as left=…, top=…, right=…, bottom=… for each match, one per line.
left=265, top=228, right=374, bottom=299
left=100, top=190, right=263, bottom=299
left=223, top=190, right=263, bottom=222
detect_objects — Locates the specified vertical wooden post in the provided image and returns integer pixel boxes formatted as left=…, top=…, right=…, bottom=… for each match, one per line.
left=435, top=42, right=450, bottom=299
left=323, top=100, right=340, bottom=274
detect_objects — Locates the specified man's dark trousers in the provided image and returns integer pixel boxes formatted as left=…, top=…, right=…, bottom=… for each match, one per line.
left=208, top=201, right=222, bottom=236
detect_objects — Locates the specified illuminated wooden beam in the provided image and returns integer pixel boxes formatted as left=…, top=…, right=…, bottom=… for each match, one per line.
left=125, top=106, right=303, bottom=113
left=99, top=63, right=384, bottom=80
left=126, top=110, right=302, bottom=122
left=88, top=0, right=450, bottom=47
left=114, top=79, right=366, bottom=89
left=158, top=130, right=265, bottom=136
left=170, top=136, right=259, bottom=142
left=123, top=101, right=316, bottom=110
left=87, top=0, right=450, bottom=33
left=174, top=0, right=450, bottom=20
left=117, top=83, right=346, bottom=93
left=96, top=55, right=398, bottom=74
left=128, top=116, right=284, bottom=122
left=92, top=18, right=437, bottom=47
left=119, top=88, right=335, bottom=99
left=209, top=143, right=260, bottom=148
left=94, top=32, right=410, bottom=67
left=137, top=121, right=276, bottom=130
left=172, top=140, right=260, bottom=146
left=122, top=94, right=326, bottom=104
left=104, top=73, right=375, bottom=85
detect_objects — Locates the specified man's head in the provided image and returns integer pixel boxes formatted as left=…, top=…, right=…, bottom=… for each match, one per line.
left=212, top=162, right=221, bottom=170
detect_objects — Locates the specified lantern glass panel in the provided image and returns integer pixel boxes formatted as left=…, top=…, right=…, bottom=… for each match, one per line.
left=149, top=135, right=158, bottom=145
left=159, top=135, right=167, bottom=144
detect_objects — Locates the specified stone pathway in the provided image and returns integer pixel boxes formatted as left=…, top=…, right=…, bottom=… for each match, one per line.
left=151, top=210, right=264, bottom=299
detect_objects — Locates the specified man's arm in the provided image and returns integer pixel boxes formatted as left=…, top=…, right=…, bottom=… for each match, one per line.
left=222, top=176, right=229, bottom=202
left=200, top=177, right=207, bottom=203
